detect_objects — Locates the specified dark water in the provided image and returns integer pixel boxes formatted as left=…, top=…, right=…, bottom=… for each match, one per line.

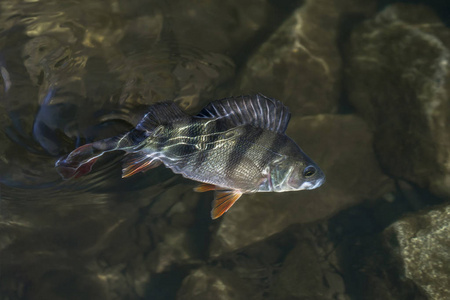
left=1, top=0, right=448, bottom=299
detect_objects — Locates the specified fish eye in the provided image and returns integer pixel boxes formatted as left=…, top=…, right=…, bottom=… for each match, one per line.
left=303, top=166, right=316, bottom=178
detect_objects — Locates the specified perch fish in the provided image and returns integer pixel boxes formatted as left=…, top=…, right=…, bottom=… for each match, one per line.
left=56, top=94, right=325, bottom=219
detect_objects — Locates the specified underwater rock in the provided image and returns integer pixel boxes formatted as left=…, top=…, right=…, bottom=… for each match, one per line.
left=172, top=52, right=235, bottom=112
left=145, top=184, right=203, bottom=274
left=207, top=222, right=348, bottom=300
left=177, top=266, right=258, bottom=300
left=326, top=182, right=438, bottom=300
left=168, top=0, right=272, bottom=55
left=270, top=227, right=348, bottom=300
left=0, top=191, right=127, bottom=300
left=0, top=178, right=187, bottom=300
left=238, top=0, right=376, bottom=116
left=271, top=244, right=347, bottom=300
left=383, top=204, right=450, bottom=300
left=210, top=114, right=395, bottom=256
left=25, top=270, right=108, bottom=300
left=345, top=4, right=450, bottom=197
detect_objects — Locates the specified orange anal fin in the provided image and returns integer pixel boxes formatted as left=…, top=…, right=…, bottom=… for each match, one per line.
left=122, top=159, right=162, bottom=178
left=211, top=191, right=242, bottom=219
left=194, top=183, right=217, bottom=193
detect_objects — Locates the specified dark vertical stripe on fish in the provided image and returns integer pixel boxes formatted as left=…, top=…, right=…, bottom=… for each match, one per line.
left=172, top=119, right=195, bottom=167
left=224, top=126, right=263, bottom=176
left=193, top=120, right=219, bottom=169
left=157, top=124, right=172, bottom=152
left=263, top=134, right=286, bottom=164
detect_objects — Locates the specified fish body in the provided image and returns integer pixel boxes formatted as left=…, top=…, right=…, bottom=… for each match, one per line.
left=56, top=94, right=325, bottom=218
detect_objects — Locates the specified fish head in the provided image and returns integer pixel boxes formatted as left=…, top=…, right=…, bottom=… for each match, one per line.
left=268, top=154, right=325, bottom=192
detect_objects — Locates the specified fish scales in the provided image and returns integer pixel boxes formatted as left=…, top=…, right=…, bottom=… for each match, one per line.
left=55, top=94, right=325, bottom=219
left=223, top=125, right=264, bottom=182
left=152, top=120, right=256, bottom=190
left=150, top=122, right=295, bottom=192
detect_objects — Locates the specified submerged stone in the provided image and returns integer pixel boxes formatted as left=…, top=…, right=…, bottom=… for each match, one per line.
left=384, top=205, right=450, bottom=300
left=270, top=232, right=347, bottom=299
left=345, top=4, right=450, bottom=197
left=327, top=181, right=439, bottom=300
left=168, top=0, right=272, bottom=55
left=177, top=266, right=258, bottom=300
left=204, top=222, right=348, bottom=300
left=172, top=52, right=235, bottom=112
left=238, top=0, right=376, bottom=116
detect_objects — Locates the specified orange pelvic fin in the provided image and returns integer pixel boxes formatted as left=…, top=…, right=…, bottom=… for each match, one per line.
left=211, top=190, right=242, bottom=219
left=193, top=183, right=217, bottom=193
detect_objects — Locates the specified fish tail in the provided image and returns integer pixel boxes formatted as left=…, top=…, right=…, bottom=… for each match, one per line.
left=55, top=143, right=103, bottom=179
left=56, top=128, right=152, bottom=180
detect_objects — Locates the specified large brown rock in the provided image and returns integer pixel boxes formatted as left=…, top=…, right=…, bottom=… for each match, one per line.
left=210, top=114, right=394, bottom=256
left=384, top=204, right=450, bottom=300
left=345, top=4, right=450, bottom=197
left=167, top=0, right=272, bottom=55
left=238, top=0, right=376, bottom=116
left=270, top=236, right=348, bottom=300
left=177, top=266, right=258, bottom=300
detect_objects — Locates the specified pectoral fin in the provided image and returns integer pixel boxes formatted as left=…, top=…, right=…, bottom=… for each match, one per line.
left=122, top=154, right=162, bottom=178
left=211, top=190, right=242, bottom=219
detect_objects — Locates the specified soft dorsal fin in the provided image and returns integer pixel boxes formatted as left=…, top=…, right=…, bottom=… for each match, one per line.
left=195, top=94, right=291, bottom=133
left=136, top=101, right=189, bottom=131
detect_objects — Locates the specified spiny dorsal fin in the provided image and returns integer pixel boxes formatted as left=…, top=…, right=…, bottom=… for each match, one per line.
left=136, top=101, right=189, bottom=131
left=196, top=94, right=291, bottom=133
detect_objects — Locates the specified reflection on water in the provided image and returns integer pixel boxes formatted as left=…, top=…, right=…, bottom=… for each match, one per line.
left=1, top=0, right=449, bottom=299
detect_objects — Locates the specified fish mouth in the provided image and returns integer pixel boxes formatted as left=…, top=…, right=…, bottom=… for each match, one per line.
left=300, top=176, right=325, bottom=190
left=313, top=176, right=326, bottom=189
